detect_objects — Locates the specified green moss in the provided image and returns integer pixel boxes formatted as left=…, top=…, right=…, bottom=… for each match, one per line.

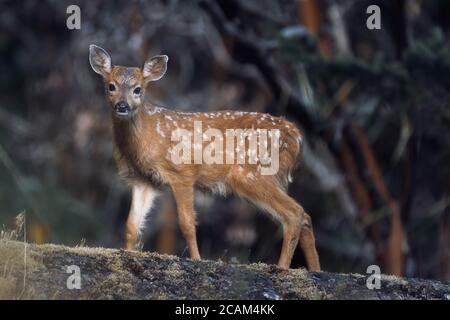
left=0, top=240, right=41, bottom=299
left=0, top=240, right=448, bottom=300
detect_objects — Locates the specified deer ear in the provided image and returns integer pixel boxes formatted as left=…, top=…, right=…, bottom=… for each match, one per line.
left=89, top=45, right=111, bottom=77
left=143, top=55, right=168, bottom=82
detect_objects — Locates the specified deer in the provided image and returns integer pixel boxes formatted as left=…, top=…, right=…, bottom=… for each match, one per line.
left=89, top=44, right=320, bottom=271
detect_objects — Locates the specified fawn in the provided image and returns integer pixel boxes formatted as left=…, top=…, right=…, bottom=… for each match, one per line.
left=89, top=45, right=320, bottom=271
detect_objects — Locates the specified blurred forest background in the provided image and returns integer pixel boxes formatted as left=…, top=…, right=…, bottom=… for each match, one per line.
left=0, top=0, right=449, bottom=280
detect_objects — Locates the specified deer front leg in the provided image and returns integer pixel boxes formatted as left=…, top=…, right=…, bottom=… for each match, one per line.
left=171, top=183, right=201, bottom=260
left=125, top=183, right=159, bottom=250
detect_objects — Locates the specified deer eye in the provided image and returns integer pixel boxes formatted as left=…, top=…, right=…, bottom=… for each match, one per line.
left=133, top=87, right=141, bottom=95
left=108, top=83, right=116, bottom=92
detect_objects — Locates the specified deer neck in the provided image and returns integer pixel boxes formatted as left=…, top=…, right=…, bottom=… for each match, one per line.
left=111, top=108, right=145, bottom=160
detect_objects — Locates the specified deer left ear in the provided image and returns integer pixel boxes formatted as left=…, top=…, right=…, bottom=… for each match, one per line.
left=89, top=44, right=111, bottom=77
left=143, top=55, right=168, bottom=82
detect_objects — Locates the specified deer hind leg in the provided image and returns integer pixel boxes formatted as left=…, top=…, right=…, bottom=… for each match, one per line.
left=234, top=177, right=320, bottom=270
left=273, top=197, right=321, bottom=271
left=171, top=183, right=201, bottom=260
left=267, top=191, right=303, bottom=269
left=267, top=196, right=321, bottom=270
left=299, top=212, right=320, bottom=271
left=125, top=183, right=159, bottom=250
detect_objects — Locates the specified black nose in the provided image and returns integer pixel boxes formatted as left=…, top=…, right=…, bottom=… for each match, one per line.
left=115, top=101, right=130, bottom=114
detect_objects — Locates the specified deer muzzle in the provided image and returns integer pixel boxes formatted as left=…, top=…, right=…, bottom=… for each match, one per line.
left=114, top=101, right=131, bottom=116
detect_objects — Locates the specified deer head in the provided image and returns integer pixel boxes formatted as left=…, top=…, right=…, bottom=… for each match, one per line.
left=89, top=44, right=168, bottom=118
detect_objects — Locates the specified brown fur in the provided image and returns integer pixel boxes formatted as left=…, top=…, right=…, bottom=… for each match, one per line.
left=89, top=45, right=320, bottom=270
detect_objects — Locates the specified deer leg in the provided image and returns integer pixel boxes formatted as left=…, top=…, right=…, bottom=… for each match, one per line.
left=299, top=212, right=321, bottom=271
left=259, top=194, right=302, bottom=268
left=232, top=180, right=298, bottom=268
left=125, top=183, right=159, bottom=250
left=233, top=177, right=319, bottom=270
left=276, top=201, right=321, bottom=271
left=269, top=195, right=302, bottom=270
left=277, top=218, right=301, bottom=269
left=263, top=198, right=320, bottom=270
left=171, top=183, right=201, bottom=260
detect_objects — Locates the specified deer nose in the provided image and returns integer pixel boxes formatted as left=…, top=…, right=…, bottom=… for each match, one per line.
left=115, top=101, right=130, bottom=115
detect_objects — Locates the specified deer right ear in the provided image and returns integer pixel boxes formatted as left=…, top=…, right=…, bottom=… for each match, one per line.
left=143, top=55, right=168, bottom=82
left=89, top=45, right=111, bottom=77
